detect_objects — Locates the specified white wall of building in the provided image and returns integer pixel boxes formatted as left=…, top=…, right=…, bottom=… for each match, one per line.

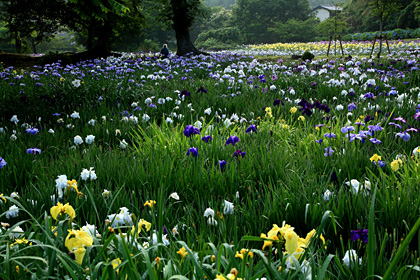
left=316, top=9, right=330, bottom=22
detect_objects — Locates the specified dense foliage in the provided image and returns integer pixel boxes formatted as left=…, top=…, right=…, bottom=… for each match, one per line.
left=1, top=42, right=420, bottom=278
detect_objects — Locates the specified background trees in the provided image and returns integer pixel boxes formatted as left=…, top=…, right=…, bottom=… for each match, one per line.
left=0, top=0, right=419, bottom=55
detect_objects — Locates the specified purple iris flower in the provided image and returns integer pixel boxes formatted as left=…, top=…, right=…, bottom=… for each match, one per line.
left=183, top=125, right=200, bottom=137
left=150, top=103, right=157, bottom=109
left=179, top=90, right=190, bottom=97
left=201, top=135, right=213, bottom=143
left=186, top=147, right=198, bottom=157
left=324, top=147, right=334, bottom=157
left=53, top=113, right=60, bottom=116
left=324, top=133, right=336, bottom=138
left=341, top=126, right=355, bottom=134
left=27, top=148, right=41, bottom=154
left=395, top=132, right=410, bottom=141
left=348, top=103, right=357, bottom=111
left=369, top=138, right=381, bottom=144
left=415, top=112, right=420, bottom=121
left=233, top=150, right=246, bottom=158
left=273, top=99, right=284, bottom=106
left=393, top=117, right=407, bottom=123
left=351, top=229, right=368, bottom=243
left=365, top=115, right=374, bottom=122
left=196, top=86, right=207, bottom=93
left=245, top=125, right=257, bottom=133
left=26, top=128, right=39, bottom=135
left=378, top=160, right=386, bottom=168
left=0, top=157, right=6, bottom=169
left=218, top=160, right=227, bottom=170
left=406, top=128, right=418, bottom=133
left=226, top=135, right=240, bottom=146
left=388, top=122, right=402, bottom=129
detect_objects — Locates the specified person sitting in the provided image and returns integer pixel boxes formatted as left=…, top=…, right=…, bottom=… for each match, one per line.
left=160, top=44, right=170, bottom=58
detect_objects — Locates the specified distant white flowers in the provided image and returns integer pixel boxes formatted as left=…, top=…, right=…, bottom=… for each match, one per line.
left=74, top=135, right=83, bottom=145
left=72, top=79, right=81, bottom=88
left=120, top=139, right=128, bottom=149
left=204, top=107, right=212, bottom=115
left=169, top=192, right=179, bottom=200
left=81, top=167, right=97, bottom=181
left=10, top=115, right=19, bottom=123
left=70, top=111, right=80, bottom=119
left=345, top=179, right=371, bottom=195
left=55, top=174, right=68, bottom=199
left=223, top=200, right=234, bottom=215
left=6, top=205, right=19, bottom=219
left=342, top=250, right=362, bottom=268
left=85, top=135, right=95, bottom=145
left=102, top=189, right=111, bottom=199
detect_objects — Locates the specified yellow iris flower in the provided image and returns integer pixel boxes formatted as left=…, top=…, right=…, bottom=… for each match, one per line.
left=67, top=179, right=83, bottom=198
left=50, top=202, right=76, bottom=221
left=177, top=246, right=188, bottom=259
left=370, top=154, right=381, bottom=163
left=131, top=219, right=152, bottom=236
left=65, top=229, right=93, bottom=251
left=144, top=200, right=156, bottom=209
left=74, top=247, right=86, bottom=265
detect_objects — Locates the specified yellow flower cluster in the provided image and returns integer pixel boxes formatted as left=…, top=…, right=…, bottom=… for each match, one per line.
left=391, top=158, right=403, bottom=171
left=65, top=229, right=94, bottom=265
left=50, top=202, right=76, bottom=221
left=67, top=179, right=83, bottom=198
left=235, top=248, right=253, bottom=260
left=261, top=221, right=325, bottom=261
left=131, top=219, right=152, bottom=237
left=144, top=200, right=156, bottom=209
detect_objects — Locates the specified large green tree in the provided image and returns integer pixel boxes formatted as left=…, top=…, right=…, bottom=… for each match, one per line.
left=0, top=0, right=67, bottom=53
left=232, top=0, right=313, bottom=44
left=63, top=0, right=145, bottom=56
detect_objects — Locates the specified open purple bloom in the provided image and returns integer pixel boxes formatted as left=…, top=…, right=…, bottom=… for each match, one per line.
left=0, top=157, right=6, bottom=169
left=273, top=99, right=284, bottom=106
left=26, top=127, right=39, bottom=135
left=351, top=229, right=368, bottom=243
left=324, top=133, right=336, bottom=138
left=324, top=147, right=334, bottom=157
left=226, top=135, right=240, bottom=146
left=396, top=132, right=410, bottom=141
left=201, top=135, right=213, bottom=143
left=186, top=147, right=198, bottom=157
left=414, top=112, right=420, bottom=121
left=218, top=160, right=227, bottom=170
left=368, top=123, right=383, bottom=132
left=393, top=117, right=407, bottom=123
left=348, top=103, right=357, bottom=111
left=388, top=122, right=402, bottom=129
left=179, top=90, right=190, bottom=97
left=27, top=148, right=41, bottom=155
left=316, top=139, right=323, bottom=144
left=233, top=150, right=246, bottom=158
left=341, top=126, right=355, bottom=134
left=245, top=125, right=257, bottom=133
left=378, top=160, right=386, bottom=168
left=369, top=138, right=381, bottom=144
left=196, top=86, right=207, bottom=93
left=184, top=125, right=200, bottom=137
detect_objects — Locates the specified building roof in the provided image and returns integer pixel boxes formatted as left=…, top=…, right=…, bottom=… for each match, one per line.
left=312, top=5, right=342, bottom=11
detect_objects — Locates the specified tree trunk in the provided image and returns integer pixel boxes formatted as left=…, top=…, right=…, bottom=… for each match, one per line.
left=14, top=32, right=22, bottom=54
left=89, top=20, right=112, bottom=57
left=377, top=19, right=383, bottom=59
left=171, top=0, right=200, bottom=56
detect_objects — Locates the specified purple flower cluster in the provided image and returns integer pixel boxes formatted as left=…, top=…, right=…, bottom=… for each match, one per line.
left=226, top=135, right=240, bottom=146
left=27, top=148, right=41, bottom=155
left=0, top=157, right=6, bottom=169
left=297, top=98, right=331, bottom=116
left=350, top=228, right=368, bottom=243
left=186, top=147, right=198, bottom=157
left=233, top=150, right=246, bottom=158
left=184, top=125, right=200, bottom=137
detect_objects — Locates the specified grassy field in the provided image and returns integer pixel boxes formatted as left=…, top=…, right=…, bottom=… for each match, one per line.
left=1, top=41, right=420, bottom=279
